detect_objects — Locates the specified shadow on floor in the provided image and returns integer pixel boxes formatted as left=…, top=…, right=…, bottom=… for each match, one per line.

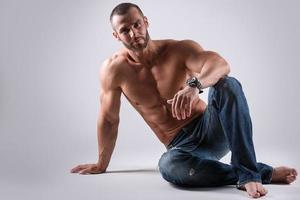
left=170, top=182, right=240, bottom=194
left=105, top=168, right=159, bottom=174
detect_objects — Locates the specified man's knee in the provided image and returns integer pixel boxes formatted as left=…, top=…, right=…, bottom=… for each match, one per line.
left=158, top=150, right=213, bottom=186
left=158, top=149, right=192, bottom=184
left=209, top=76, right=245, bottom=103
left=158, top=149, right=181, bottom=179
left=214, top=76, right=242, bottom=92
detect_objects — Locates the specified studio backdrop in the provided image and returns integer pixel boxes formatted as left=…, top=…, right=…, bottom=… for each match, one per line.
left=0, top=0, right=299, bottom=187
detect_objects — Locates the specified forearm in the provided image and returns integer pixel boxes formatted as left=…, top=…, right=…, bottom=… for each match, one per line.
left=197, top=53, right=230, bottom=88
left=96, top=118, right=119, bottom=170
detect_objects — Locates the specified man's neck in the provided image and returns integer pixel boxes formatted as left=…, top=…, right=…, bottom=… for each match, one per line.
left=127, top=40, right=159, bottom=67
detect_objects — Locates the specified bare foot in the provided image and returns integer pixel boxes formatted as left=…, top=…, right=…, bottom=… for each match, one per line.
left=239, top=182, right=268, bottom=198
left=271, top=166, right=298, bottom=184
left=238, top=166, right=297, bottom=198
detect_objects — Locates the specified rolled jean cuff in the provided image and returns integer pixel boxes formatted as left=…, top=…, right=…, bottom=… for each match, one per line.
left=262, top=166, right=274, bottom=184
left=236, top=174, right=262, bottom=188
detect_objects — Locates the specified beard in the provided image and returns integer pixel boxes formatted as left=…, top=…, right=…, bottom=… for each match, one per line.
left=122, top=30, right=150, bottom=51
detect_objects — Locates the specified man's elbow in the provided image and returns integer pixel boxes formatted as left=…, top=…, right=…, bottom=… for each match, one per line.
left=210, top=52, right=230, bottom=76
left=219, top=57, right=230, bottom=77
left=224, top=62, right=231, bottom=76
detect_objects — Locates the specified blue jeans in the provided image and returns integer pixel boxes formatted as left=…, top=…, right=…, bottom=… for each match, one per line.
left=158, top=76, right=273, bottom=187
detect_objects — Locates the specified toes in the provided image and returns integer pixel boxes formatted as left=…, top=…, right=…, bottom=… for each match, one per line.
left=243, top=182, right=271, bottom=198
left=245, top=183, right=261, bottom=198
left=272, top=166, right=298, bottom=184
left=286, top=175, right=296, bottom=183
left=246, top=188, right=259, bottom=198
left=256, top=183, right=268, bottom=196
left=248, top=191, right=260, bottom=198
left=291, top=168, right=298, bottom=176
left=287, top=168, right=297, bottom=183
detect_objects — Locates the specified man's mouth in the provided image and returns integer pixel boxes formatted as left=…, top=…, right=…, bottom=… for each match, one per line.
left=134, top=37, right=143, bottom=42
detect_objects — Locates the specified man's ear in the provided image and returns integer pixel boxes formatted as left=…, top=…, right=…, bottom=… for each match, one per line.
left=143, top=16, right=149, bottom=28
left=112, top=31, right=121, bottom=41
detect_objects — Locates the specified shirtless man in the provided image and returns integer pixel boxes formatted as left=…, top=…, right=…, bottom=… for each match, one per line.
left=70, top=3, right=297, bottom=198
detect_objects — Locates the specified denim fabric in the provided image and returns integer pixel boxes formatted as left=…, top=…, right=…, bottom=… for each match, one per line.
left=158, top=76, right=273, bottom=187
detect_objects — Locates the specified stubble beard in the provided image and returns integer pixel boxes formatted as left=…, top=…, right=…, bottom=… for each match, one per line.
left=123, top=30, right=150, bottom=52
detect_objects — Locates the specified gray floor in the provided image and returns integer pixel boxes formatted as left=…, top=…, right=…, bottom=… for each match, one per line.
left=1, top=1, right=300, bottom=199
left=2, top=164, right=299, bottom=200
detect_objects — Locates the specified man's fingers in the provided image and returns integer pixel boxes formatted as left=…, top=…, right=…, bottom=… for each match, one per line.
left=170, top=95, right=192, bottom=120
left=71, top=165, right=85, bottom=173
left=79, top=166, right=98, bottom=175
left=188, top=99, right=193, bottom=117
left=180, top=97, right=187, bottom=120
left=167, top=99, right=173, bottom=104
left=79, top=165, right=104, bottom=175
left=184, top=97, right=191, bottom=119
left=70, top=164, right=92, bottom=173
left=172, top=94, right=177, bottom=118
left=186, top=97, right=191, bottom=117
left=174, top=95, right=182, bottom=120
left=169, top=92, right=195, bottom=120
left=79, top=168, right=91, bottom=175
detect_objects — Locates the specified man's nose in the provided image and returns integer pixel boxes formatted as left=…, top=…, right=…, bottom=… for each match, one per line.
left=129, top=29, right=134, bottom=38
left=129, top=28, right=137, bottom=38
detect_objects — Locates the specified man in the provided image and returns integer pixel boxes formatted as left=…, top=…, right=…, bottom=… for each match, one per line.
left=70, top=2, right=297, bottom=198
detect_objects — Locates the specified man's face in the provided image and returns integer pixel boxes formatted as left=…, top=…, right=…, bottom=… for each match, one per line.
left=111, top=7, right=150, bottom=51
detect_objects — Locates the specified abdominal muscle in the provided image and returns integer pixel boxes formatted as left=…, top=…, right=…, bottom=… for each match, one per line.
left=127, top=95, right=207, bottom=146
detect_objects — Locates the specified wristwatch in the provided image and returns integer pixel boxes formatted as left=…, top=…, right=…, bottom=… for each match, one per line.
left=186, top=76, right=203, bottom=94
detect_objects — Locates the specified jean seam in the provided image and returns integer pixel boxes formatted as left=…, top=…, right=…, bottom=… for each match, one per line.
left=265, top=166, right=274, bottom=184
left=236, top=177, right=262, bottom=188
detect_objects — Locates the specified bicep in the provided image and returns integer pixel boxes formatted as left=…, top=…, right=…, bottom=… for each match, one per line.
left=180, top=40, right=219, bottom=73
left=98, top=60, right=122, bottom=124
left=186, top=51, right=221, bottom=74
left=99, top=87, right=121, bottom=124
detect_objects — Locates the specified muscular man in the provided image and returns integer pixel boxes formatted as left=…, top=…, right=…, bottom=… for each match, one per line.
left=70, top=3, right=297, bottom=198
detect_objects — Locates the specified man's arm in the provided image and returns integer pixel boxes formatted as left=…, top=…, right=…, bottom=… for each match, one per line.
left=71, top=59, right=122, bottom=174
left=96, top=62, right=121, bottom=172
left=183, top=40, right=230, bottom=88
left=167, top=40, right=230, bottom=120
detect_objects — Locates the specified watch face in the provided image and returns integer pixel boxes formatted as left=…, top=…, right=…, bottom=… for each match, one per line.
left=187, top=77, right=198, bottom=87
left=187, top=77, right=203, bottom=93
left=190, top=82, right=197, bottom=87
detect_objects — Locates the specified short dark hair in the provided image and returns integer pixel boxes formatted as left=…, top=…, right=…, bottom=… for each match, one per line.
left=110, top=2, right=144, bottom=22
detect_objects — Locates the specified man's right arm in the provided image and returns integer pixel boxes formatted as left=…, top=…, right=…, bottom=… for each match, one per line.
left=70, top=59, right=122, bottom=174
left=96, top=61, right=121, bottom=172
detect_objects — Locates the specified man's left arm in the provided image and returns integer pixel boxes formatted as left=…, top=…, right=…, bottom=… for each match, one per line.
left=167, top=40, right=230, bottom=120
left=183, top=40, right=230, bottom=88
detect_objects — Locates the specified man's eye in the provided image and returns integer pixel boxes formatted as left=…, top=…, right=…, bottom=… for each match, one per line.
left=134, top=22, right=141, bottom=28
left=121, top=29, right=130, bottom=34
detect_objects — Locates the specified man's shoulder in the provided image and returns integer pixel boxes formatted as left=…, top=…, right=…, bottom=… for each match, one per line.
left=173, top=39, right=203, bottom=50
left=99, top=50, right=129, bottom=89
left=158, top=39, right=203, bottom=54
left=103, top=50, right=128, bottom=68
left=101, top=51, right=128, bottom=75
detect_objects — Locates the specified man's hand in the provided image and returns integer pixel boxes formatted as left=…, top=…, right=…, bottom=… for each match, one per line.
left=167, top=86, right=199, bottom=120
left=70, top=163, right=106, bottom=175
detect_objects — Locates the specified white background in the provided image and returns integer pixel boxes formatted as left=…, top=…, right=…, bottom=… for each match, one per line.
left=1, top=0, right=299, bottom=199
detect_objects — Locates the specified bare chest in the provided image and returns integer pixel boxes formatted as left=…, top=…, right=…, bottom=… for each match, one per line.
left=121, top=62, right=187, bottom=107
